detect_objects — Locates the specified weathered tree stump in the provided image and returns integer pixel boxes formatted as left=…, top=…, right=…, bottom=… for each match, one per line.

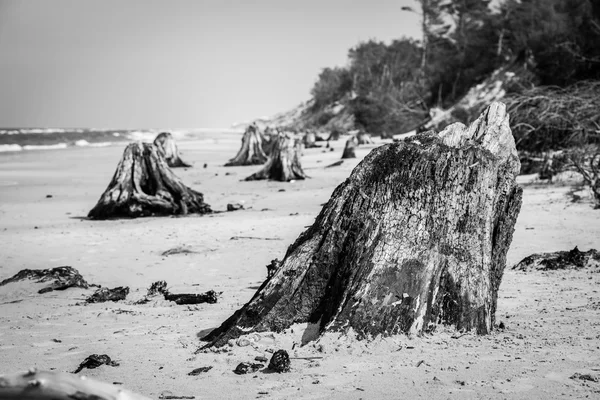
left=303, top=131, right=321, bottom=148
left=0, top=369, right=152, bottom=400
left=88, top=142, right=211, bottom=219
left=225, top=125, right=269, bottom=166
left=245, top=134, right=308, bottom=182
left=203, top=102, right=522, bottom=347
left=356, top=131, right=374, bottom=145
left=153, top=132, right=191, bottom=168
left=341, top=136, right=358, bottom=159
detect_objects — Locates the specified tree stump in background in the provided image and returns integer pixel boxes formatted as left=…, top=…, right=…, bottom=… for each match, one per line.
left=225, top=125, right=269, bottom=166
left=203, top=102, right=522, bottom=347
left=245, top=134, right=307, bottom=182
left=303, top=131, right=320, bottom=148
left=88, top=142, right=211, bottom=219
left=356, top=131, right=374, bottom=145
left=341, top=136, right=357, bottom=159
left=153, top=132, right=191, bottom=168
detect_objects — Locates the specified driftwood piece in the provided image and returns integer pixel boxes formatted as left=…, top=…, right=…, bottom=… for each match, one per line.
left=73, top=354, right=119, bottom=373
left=139, top=281, right=218, bottom=305
left=163, top=290, right=218, bottom=305
left=88, top=142, right=211, bottom=219
left=86, top=287, right=129, bottom=303
left=154, top=132, right=191, bottom=168
left=0, top=369, right=151, bottom=400
left=513, top=247, right=600, bottom=271
left=233, top=363, right=264, bottom=375
left=225, top=125, right=268, bottom=166
left=202, top=102, right=522, bottom=347
left=245, top=134, right=308, bottom=182
left=341, top=136, right=357, bottom=159
left=0, top=267, right=94, bottom=294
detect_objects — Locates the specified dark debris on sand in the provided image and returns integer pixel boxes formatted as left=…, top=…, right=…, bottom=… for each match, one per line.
left=0, top=266, right=96, bottom=294
left=268, top=350, right=291, bottom=373
left=85, top=286, right=129, bottom=303
left=73, top=354, right=119, bottom=373
left=138, top=281, right=219, bottom=305
left=188, top=366, right=213, bottom=376
left=513, top=246, right=600, bottom=271
left=233, top=362, right=264, bottom=375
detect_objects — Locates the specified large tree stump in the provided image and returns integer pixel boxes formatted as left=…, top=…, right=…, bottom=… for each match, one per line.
left=204, top=102, right=522, bottom=347
left=88, top=142, right=211, bottom=219
left=225, top=125, right=269, bottom=166
left=153, top=132, right=191, bottom=168
left=245, top=134, right=307, bottom=182
left=341, top=136, right=358, bottom=159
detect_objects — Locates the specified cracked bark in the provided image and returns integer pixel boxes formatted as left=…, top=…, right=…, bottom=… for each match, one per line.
left=245, top=134, right=307, bottom=182
left=204, top=102, right=522, bottom=347
left=88, top=142, right=211, bottom=219
left=153, top=132, right=191, bottom=168
left=225, top=126, right=269, bottom=166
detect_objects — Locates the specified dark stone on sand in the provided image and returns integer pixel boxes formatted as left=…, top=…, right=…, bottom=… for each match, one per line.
left=188, top=366, right=213, bottom=376
left=268, top=350, right=291, bottom=373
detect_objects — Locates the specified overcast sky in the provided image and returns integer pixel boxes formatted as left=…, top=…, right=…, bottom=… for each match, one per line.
left=0, top=0, right=420, bottom=129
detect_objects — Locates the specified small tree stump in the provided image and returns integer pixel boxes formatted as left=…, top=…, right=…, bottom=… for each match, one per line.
left=341, top=136, right=357, bottom=159
left=245, top=134, right=307, bottom=182
left=153, top=132, right=191, bottom=168
left=356, top=131, right=374, bottom=145
left=203, top=102, right=522, bottom=347
left=88, top=142, right=211, bottom=219
left=225, top=125, right=269, bottom=166
left=303, top=131, right=321, bottom=148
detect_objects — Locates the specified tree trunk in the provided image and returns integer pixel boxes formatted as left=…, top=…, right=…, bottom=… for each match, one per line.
left=88, top=142, right=211, bottom=219
left=225, top=126, right=269, bottom=166
left=0, top=369, right=151, bottom=400
left=341, top=136, right=357, bottom=159
left=153, top=132, right=191, bottom=168
left=245, top=134, right=307, bottom=182
left=203, top=102, right=522, bottom=347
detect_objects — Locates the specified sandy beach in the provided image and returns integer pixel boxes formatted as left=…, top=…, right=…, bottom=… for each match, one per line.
left=1, top=136, right=600, bottom=399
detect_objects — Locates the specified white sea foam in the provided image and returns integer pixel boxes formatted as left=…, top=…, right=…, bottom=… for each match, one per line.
left=0, top=144, right=23, bottom=152
left=74, top=140, right=112, bottom=147
left=22, top=143, right=69, bottom=151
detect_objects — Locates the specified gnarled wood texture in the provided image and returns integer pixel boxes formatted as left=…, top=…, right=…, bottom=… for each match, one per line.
left=0, top=369, right=151, bottom=400
left=88, top=142, right=211, bottom=219
left=204, top=102, right=522, bottom=347
left=225, top=125, right=269, bottom=166
left=341, top=136, right=358, bottom=159
left=153, top=132, right=191, bottom=168
left=245, top=134, right=307, bottom=182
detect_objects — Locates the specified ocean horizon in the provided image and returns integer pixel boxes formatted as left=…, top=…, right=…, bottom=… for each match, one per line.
left=0, top=127, right=244, bottom=153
